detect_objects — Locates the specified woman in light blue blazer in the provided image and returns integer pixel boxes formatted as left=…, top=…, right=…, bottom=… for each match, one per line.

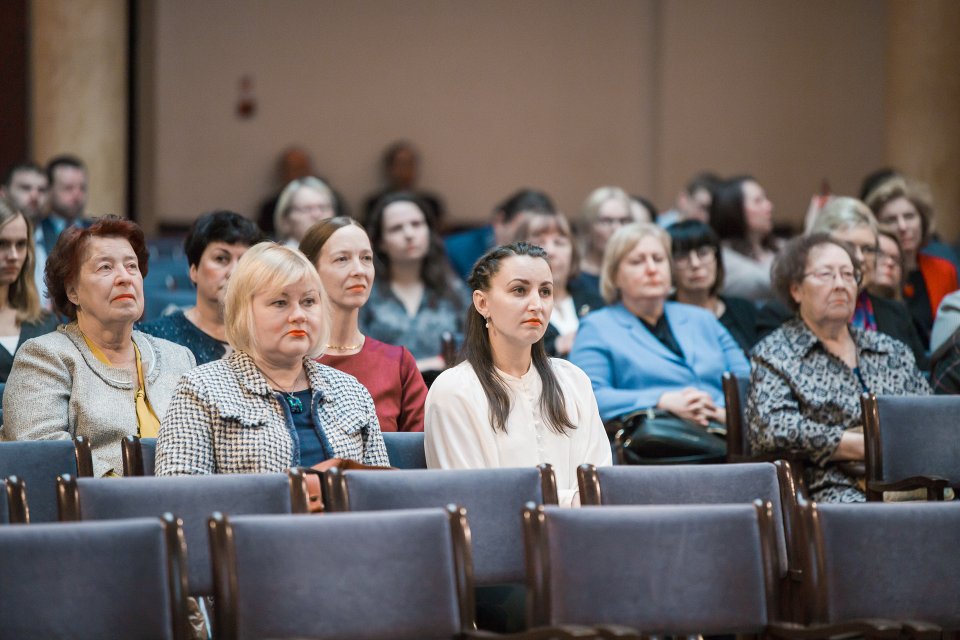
left=569, top=222, right=750, bottom=425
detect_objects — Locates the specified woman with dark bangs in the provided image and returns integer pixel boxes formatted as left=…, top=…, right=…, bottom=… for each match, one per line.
left=667, top=219, right=757, bottom=352
left=361, top=192, right=470, bottom=372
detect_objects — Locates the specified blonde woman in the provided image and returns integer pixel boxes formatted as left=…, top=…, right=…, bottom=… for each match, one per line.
left=156, top=243, right=388, bottom=475
left=0, top=198, right=57, bottom=381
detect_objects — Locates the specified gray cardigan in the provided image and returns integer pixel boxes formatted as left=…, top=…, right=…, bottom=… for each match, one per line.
left=2, top=322, right=196, bottom=476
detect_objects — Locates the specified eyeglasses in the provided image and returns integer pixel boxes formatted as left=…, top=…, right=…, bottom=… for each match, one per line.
left=803, top=268, right=862, bottom=285
left=673, top=246, right=717, bottom=268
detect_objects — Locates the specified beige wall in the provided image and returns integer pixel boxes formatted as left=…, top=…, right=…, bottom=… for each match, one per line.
left=32, top=0, right=128, bottom=218
left=141, top=0, right=893, bottom=234
left=143, top=0, right=656, bottom=228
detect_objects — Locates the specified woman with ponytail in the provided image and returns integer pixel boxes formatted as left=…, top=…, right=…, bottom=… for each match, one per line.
left=424, top=242, right=610, bottom=506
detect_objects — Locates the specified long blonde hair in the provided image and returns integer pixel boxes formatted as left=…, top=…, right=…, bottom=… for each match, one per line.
left=0, top=198, right=42, bottom=324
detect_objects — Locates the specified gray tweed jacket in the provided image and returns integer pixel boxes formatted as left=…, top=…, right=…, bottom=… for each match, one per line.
left=155, top=350, right=389, bottom=476
left=2, top=322, right=197, bottom=476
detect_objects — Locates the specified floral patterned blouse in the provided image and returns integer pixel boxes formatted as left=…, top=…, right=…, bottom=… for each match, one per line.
left=747, top=318, right=930, bottom=503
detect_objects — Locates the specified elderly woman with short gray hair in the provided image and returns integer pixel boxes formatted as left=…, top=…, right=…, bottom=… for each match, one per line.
left=155, top=243, right=388, bottom=476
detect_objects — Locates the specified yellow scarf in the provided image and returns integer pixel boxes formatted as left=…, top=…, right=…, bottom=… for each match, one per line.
left=82, top=334, right=161, bottom=438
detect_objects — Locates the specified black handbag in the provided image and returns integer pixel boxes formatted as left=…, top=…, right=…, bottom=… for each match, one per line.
left=610, top=408, right=727, bottom=465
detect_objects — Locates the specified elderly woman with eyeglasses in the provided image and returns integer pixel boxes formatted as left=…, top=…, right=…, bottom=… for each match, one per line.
left=747, top=233, right=929, bottom=503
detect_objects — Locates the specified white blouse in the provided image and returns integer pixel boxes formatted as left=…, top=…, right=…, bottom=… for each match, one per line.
left=424, top=358, right=612, bottom=506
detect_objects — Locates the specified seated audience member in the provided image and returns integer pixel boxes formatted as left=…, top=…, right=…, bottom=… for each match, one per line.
left=514, top=212, right=604, bottom=357
left=424, top=242, right=610, bottom=506
left=301, top=217, right=427, bottom=432
left=667, top=220, right=757, bottom=352
left=869, top=226, right=903, bottom=300
left=757, top=198, right=927, bottom=369
left=362, top=141, right=446, bottom=230
left=575, top=186, right=641, bottom=301
left=569, top=222, right=750, bottom=426
left=139, top=210, right=265, bottom=365
left=0, top=198, right=58, bottom=381
left=709, top=175, right=779, bottom=302
left=3, top=217, right=195, bottom=476
left=865, top=176, right=958, bottom=345
left=273, top=176, right=337, bottom=248
left=155, top=243, right=389, bottom=475
left=360, top=193, right=470, bottom=371
left=747, top=234, right=930, bottom=503
left=630, top=195, right=657, bottom=223
left=656, top=171, right=719, bottom=228
left=256, top=147, right=349, bottom=236
left=444, top=188, right=556, bottom=280
left=1, top=161, right=47, bottom=223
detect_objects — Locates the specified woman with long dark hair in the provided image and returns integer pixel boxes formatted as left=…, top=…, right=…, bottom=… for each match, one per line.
left=709, top=175, right=779, bottom=302
left=362, top=192, right=470, bottom=371
left=424, top=242, right=610, bottom=506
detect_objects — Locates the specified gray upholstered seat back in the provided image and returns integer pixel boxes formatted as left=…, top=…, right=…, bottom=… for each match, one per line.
left=594, top=463, right=788, bottom=576
left=342, top=467, right=544, bottom=584
left=540, top=504, right=769, bottom=634
left=381, top=431, right=427, bottom=469
left=876, top=395, right=960, bottom=485
left=73, top=473, right=294, bottom=594
left=227, top=510, right=463, bottom=640
left=0, top=440, right=78, bottom=523
left=815, top=502, right=960, bottom=627
left=0, top=518, right=177, bottom=639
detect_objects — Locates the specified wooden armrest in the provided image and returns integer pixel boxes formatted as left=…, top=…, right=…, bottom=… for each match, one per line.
left=768, top=619, right=902, bottom=639
left=868, top=476, right=949, bottom=493
left=901, top=620, right=942, bottom=640
left=463, top=624, right=600, bottom=639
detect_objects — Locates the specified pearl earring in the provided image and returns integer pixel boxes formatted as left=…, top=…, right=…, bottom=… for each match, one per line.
left=485, top=317, right=490, bottom=329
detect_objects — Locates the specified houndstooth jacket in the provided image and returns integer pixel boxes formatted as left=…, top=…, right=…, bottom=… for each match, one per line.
left=155, top=350, right=389, bottom=475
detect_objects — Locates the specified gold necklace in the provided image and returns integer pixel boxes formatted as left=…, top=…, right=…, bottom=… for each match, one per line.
left=326, top=335, right=365, bottom=351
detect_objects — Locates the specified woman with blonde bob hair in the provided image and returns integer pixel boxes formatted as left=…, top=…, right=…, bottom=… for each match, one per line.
left=156, top=242, right=389, bottom=476
left=0, top=197, right=57, bottom=381
left=273, top=176, right=337, bottom=247
left=570, top=222, right=749, bottom=435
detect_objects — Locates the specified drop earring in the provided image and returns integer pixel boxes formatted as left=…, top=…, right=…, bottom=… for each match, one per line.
left=485, top=317, right=490, bottom=329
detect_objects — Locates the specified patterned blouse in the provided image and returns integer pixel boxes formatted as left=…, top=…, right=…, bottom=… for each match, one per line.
left=747, top=318, right=930, bottom=503
left=138, top=310, right=227, bottom=365
left=155, top=350, right=389, bottom=475
left=359, top=279, right=471, bottom=361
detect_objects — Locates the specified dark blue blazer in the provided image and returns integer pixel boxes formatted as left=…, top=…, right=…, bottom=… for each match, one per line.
left=569, top=301, right=751, bottom=421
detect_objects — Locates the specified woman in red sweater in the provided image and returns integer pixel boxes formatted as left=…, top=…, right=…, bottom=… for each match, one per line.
left=300, top=217, right=427, bottom=431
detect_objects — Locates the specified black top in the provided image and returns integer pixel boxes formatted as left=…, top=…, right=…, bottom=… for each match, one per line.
left=542, top=277, right=607, bottom=357
left=0, top=314, right=60, bottom=382
left=718, top=295, right=759, bottom=352
left=138, top=310, right=227, bottom=365
left=903, top=268, right=933, bottom=347
left=637, top=313, right=684, bottom=359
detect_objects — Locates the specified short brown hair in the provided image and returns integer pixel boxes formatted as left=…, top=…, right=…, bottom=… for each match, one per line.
left=45, top=216, right=149, bottom=320
left=772, top=233, right=860, bottom=313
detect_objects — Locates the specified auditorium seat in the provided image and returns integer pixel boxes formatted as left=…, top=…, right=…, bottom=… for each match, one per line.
left=523, top=502, right=778, bottom=635
left=0, top=437, right=93, bottom=523
left=861, top=393, right=960, bottom=500
left=57, top=471, right=309, bottom=600
left=381, top=431, right=427, bottom=469
left=0, top=515, right=190, bottom=639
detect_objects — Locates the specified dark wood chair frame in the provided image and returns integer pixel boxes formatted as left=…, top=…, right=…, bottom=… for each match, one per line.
left=860, top=393, right=951, bottom=502
left=322, top=463, right=560, bottom=513
left=121, top=435, right=156, bottom=477
left=3, top=476, right=28, bottom=524
left=522, top=500, right=782, bottom=639
left=158, top=512, right=192, bottom=640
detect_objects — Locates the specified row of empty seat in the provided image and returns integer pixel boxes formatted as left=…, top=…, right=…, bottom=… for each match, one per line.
left=2, top=470, right=959, bottom=638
